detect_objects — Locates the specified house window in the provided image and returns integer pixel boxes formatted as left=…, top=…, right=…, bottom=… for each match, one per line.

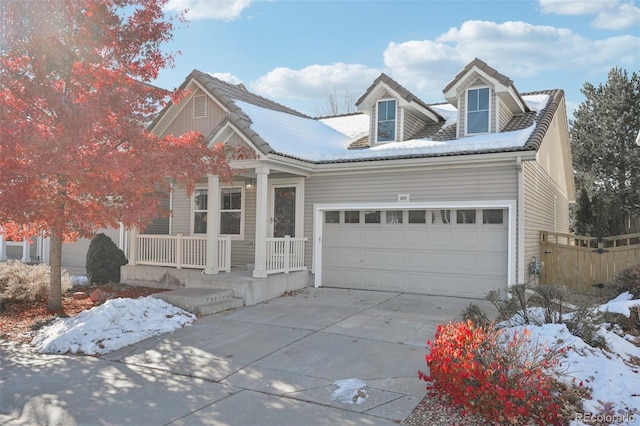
left=193, top=188, right=208, bottom=234
left=220, top=187, right=243, bottom=236
left=466, top=87, right=489, bottom=134
left=193, top=186, right=244, bottom=236
left=193, top=95, right=207, bottom=119
left=376, top=99, right=396, bottom=142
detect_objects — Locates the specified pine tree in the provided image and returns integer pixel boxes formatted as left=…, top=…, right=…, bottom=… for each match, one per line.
left=571, top=67, right=640, bottom=235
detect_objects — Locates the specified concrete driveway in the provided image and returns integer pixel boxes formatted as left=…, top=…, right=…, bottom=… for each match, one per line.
left=1, top=288, right=496, bottom=425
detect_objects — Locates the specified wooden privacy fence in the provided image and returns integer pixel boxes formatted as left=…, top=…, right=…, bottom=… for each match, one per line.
left=539, top=231, right=640, bottom=293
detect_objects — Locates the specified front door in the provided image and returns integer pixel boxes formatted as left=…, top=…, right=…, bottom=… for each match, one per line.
left=271, top=185, right=297, bottom=237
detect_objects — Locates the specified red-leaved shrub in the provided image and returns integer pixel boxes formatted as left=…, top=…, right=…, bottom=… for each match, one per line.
left=419, top=321, right=565, bottom=425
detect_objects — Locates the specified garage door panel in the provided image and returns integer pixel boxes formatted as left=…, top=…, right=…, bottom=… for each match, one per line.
left=361, top=270, right=382, bottom=288
left=454, top=253, right=478, bottom=273
left=382, top=251, right=405, bottom=269
left=362, top=230, right=382, bottom=245
left=343, top=250, right=363, bottom=267
left=477, top=254, right=508, bottom=275
left=340, top=229, right=360, bottom=246
left=453, top=230, right=478, bottom=249
left=361, top=249, right=383, bottom=268
left=404, top=230, right=428, bottom=249
left=321, top=207, right=509, bottom=298
left=429, top=252, right=453, bottom=273
left=405, top=252, right=428, bottom=270
left=382, top=229, right=404, bottom=248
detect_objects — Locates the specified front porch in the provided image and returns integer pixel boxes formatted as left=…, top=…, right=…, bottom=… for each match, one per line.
left=121, top=230, right=310, bottom=306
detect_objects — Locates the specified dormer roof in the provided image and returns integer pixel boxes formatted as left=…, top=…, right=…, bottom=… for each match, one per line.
left=356, top=73, right=444, bottom=123
left=443, top=58, right=529, bottom=115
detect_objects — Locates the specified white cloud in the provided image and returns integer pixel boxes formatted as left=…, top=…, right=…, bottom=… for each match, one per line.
left=164, top=0, right=251, bottom=21
left=539, top=0, right=640, bottom=30
left=591, top=2, right=640, bottom=29
left=251, top=63, right=382, bottom=100
left=248, top=20, right=638, bottom=109
left=539, top=0, right=615, bottom=15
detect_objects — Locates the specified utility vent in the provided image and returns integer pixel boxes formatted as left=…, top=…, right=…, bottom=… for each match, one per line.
left=193, top=95, right=207, bottom=119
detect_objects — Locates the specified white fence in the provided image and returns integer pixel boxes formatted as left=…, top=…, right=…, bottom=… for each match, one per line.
left=135, top=234, right=231, bottom=272
left=266, top=236, right=307, bottom=274
left=133, top=234, right=306, bottom=275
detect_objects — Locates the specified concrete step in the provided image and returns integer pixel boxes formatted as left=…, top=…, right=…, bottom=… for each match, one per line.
left=153, top=288, right=243, bottom=315
left=194, top=297, right=244, bottom=316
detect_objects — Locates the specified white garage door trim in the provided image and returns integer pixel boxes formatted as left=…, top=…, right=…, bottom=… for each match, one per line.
left=313, top=200, right=516, bottom=290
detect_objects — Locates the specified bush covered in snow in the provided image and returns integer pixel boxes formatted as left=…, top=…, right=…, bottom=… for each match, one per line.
left=86, top=233, right=128, bottom=284
left=0, top=260, right=72, bottom=306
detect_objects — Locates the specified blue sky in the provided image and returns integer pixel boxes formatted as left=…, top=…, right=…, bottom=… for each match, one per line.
left=156, top=0, right=640, bottom=118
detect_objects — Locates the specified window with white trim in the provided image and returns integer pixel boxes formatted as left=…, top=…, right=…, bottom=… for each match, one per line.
left=192, top=186, right=244, bottom=237
left=376, top=99, right=396, bottom=142
left=193, top=188, right=208, bottom=234
left=220, top=186, right=243, bottom=237
left=466, top=87, right=489, bottom=134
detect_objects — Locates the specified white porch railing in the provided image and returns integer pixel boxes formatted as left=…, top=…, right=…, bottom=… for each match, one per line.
left=265, top=236, right=307, bottom=274
left=135, top=234, right=231, bottom=272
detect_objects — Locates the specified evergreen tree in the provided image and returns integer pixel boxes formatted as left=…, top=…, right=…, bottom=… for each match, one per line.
left=571, top=67, right=640, bottom=235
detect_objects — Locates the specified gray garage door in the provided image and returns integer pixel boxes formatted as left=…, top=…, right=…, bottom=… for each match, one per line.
left=321, top=208, right=508, bottom=298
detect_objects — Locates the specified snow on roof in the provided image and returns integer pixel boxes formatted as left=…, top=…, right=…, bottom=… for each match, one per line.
left=319, top=114, right=369, bottom=139
left=235, top=100, right=354, bottom=157
left=236, top=94, right=548, bottom=163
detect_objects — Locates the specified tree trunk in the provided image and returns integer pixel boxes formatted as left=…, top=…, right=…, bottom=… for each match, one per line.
left=48, top=233, right=63, bottom=312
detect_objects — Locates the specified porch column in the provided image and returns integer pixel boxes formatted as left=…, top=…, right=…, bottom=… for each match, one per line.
left=129, top=227, right=138, bottom=265
left=0, top=232, right=6, bottom=261
left=204, top=174, right=220, bottom=275
left=41, top=234, right=50, bottom=265
left=21, top=238, right=31, bottom=263
left=253, top=167, right=270, bottom=278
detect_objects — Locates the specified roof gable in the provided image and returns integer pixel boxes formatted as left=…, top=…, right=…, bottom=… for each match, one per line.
left=356, top=73, right=444, bottom=123
left=443, top=58, right=529, bottom=115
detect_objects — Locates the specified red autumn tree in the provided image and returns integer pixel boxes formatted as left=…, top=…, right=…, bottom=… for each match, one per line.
left=0, top=0, right=232, bottom=311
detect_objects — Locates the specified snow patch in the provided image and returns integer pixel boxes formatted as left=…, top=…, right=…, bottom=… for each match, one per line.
left=31, top=296, right=195, bottom=355
left=331, top=378, right=369, bottom=405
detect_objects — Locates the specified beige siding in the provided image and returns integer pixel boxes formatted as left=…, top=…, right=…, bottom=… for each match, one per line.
left=159, top=89, right=226, bottom=139
left=402, top=108, right=424, bottom=140
left=498, top=98, right=513, bottom=131
left=523, top=160, right=570, bottom=283
left=304, top=164, right=519, bottom=270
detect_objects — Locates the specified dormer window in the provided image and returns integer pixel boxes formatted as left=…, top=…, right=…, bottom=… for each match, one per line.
left=466, top=87, right=490, bottom=134
left=376, top=99, right=396, bottom=142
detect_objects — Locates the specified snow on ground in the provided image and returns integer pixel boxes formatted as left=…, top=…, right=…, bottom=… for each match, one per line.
left=331, top=378, right=369, bottom=405
left=31, top=296, right=195, bottom=355
left=502, top=293, right=640, bottom=425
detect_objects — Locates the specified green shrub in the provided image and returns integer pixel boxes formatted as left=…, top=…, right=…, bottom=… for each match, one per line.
left=86, top=233, right=128, bottom=284
left=0, top=260, right=72, bottom=305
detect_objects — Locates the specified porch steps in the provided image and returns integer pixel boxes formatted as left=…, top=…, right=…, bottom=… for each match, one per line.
left=153, top=288, right=244, bottom=316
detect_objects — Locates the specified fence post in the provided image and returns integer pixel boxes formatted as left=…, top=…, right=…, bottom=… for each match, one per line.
left=129, top=228, right=138, bottom=265
left=284, top=235, right=290, bottom=273
left=176, top=234, right=182, bottom=269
